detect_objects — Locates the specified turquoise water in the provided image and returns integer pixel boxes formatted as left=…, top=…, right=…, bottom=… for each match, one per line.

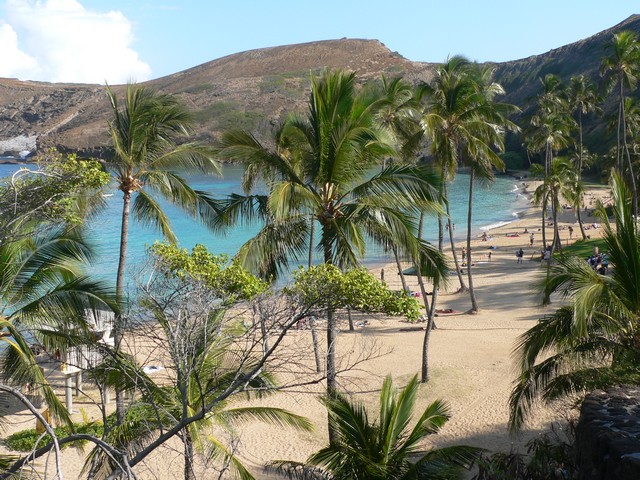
left=0, top=163, right=530, bottom=280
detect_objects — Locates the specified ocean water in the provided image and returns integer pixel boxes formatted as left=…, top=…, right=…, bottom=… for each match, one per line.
left=0, top=162, right=530, bottom=281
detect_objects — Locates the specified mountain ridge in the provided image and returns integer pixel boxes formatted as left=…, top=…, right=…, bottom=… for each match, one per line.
left=0, top=15, right=638, bottom=158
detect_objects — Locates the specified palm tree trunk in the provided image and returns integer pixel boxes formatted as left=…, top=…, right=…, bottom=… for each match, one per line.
left=577, top=111, right=588, bottom=240
left=307, top=215, right=322, bottom=372
left=420, top=291, right=436, bottom=383
left=310, top=317, right=322, bottom=373
left=416, top=211, right=437, bottom=383
left=422, top=269, right=440, bottom=383
left=415, top=212, right=431, bottom=318
left=323, top=227, right=338, bottom=444
left=308, top=214, right=315, bottom=267
left=393, top=245, right=409, bottom=293
left=115, top=190, right=131, bottom=425
left=552, top=194, right=561, bottom=251
left=618, top=75, right=624, bottom=172
left=577, top=202, right=587, bottom=240
left=621, top=100, right=638, bottom=222
left=257, top=304, right=269, bottom=356
left=183, top=429, right=196, bottom=480
left=541, top=199, right=547, bottom=249
left=541, top=146, right=550, bottom=248
left=444, top=182, right=466, bottom=292
left=116, top=191, right=130, bottom=302
left=466, top=171, right=479, bottom=313
left=421, top=211, right=444, bottom=382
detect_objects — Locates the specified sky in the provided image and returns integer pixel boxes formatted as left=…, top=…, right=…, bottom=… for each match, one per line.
left=0, top=0, right=638, bottom=84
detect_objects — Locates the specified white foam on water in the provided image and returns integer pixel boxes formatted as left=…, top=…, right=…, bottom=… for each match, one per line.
left=479, top=220, right=512, bottom=231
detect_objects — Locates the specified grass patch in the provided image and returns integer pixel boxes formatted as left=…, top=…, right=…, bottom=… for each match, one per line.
left=555, top=238, right=607, bottom=259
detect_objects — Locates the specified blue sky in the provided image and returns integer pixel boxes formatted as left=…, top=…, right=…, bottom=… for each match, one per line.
left=0, top=0, right=638, bottom=84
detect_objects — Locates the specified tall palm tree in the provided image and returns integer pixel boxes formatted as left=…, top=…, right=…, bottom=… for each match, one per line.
left=528, top=80, right=575, bottom=251
left=212, top=70, right=444, bottom=439
left=375, top=76, right=426, bottom=294
left=272, top=375, right=480, bottom=479
left=567, top=75, right=601, bottom=240
left=422, top=58, right=517, bottom=312
left=107, top=83, right=220, bottom=422
left=509, top=171, right=640, bottom=432
left=601, top=30, right=640, bottom=216
left=421, top=56, right=474, bottom=294
left=372, top=76, right=451, bottom=383
left=460, top=64, right=518, bottom=313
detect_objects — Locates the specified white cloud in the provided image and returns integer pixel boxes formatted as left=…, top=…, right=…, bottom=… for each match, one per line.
left=1, top=0, right=152, bottom=83
left=0, top=23, right=38, bottom=77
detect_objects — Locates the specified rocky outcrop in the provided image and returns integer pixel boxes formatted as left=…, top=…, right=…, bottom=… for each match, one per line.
left=0, top=134, right=36, bottom=157
left=576, top=386, right=640, bottom=480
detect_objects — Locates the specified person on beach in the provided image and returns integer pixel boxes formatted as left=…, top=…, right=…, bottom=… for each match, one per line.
left=462, top=247, right=467, bottom=262
left=568, top=225, right=574, bottom=239
left=529, top=233, right=534, bottom=246
left=516, top=248, right=524, bottom=264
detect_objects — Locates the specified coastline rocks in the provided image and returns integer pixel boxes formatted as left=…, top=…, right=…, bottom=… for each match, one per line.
left=576, top=386, right=640, bottom=480
left=0, top=134, right=37, bottom=157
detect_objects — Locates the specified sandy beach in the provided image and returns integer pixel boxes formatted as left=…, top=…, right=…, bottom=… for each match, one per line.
left=0, top=181, right=611, bottom=479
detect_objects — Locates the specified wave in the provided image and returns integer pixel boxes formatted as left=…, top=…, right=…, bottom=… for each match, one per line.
left=479, top=220, right=512, bottom=231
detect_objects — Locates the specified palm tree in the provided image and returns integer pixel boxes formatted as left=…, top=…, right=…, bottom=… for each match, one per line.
left=106, top=83, right=220, bottom=421
left=372, top=76, right=451, bottom=383
left=422, top=58, right=517, bottom=312
left=567, top=75, right=601, bottom=240
left=212, top=70, right=444, bottom=440
left=509, top=171, right=640, bottom=432
left=528, top=81, right=575, bottom=251
left=421, top=56, right=474, bottom=294
left=532, top=158, right=578, bottom=252
left=601, top=30, right=640, bottom=216
left=272, top=375, right=480, bottom=479
left=375, top=75, right=426, bottom=294
left=0, top=228, right=117, bottom=427
left=460, top=64, right=518, bottom=313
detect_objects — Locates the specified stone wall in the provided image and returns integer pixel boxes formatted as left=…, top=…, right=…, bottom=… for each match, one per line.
left=576, top=386, right=640, bottom=479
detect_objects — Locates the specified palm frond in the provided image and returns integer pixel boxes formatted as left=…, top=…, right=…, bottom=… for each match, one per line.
left=222, top=407, right=314, bottom=431
left=132, top=190, right=177, bottom=244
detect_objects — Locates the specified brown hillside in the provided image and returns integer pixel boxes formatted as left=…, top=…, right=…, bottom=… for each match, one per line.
left=0, top=17, right=639, bottom=158
left=0, top=39, right=436, bottom=156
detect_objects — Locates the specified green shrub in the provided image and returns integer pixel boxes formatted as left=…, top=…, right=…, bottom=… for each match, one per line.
left=5, top=416, right=108, bottom=452
left=259, top=75, right=285, bottom=94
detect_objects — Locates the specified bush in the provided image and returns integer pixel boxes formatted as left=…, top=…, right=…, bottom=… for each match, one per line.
left=5, top=414, right=109, bottom=452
